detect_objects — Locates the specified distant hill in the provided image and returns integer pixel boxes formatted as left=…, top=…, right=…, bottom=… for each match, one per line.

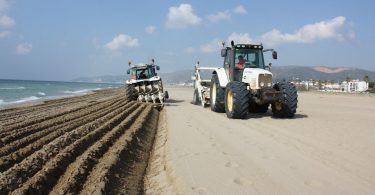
left=272, top=66, right=375, bottom=81
left=72, top=66, right=375, bottom=84
left=72, top=75, right=125, bottom=84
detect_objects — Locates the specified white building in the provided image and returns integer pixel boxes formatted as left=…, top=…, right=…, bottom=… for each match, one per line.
left=341, top=80, right=369, bottom=92
left=324, top=83, right=341, bottom=91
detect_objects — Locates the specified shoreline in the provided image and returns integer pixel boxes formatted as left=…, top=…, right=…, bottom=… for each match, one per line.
left=0, top=88, right=119, bottom=110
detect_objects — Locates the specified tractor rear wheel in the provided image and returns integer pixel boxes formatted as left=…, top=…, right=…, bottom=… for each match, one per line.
left=210, top=74, right=225, bottom=112
left=271, top=82, right=298, bottom=118
left=125, top=84, right=137, bottom=101
left=224, top=81, right=249, bottom=119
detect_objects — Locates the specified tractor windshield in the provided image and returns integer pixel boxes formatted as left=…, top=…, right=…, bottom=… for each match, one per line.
left=235, top=49, right=265, bottom=69
left=130, top=66, right=157, bottom=79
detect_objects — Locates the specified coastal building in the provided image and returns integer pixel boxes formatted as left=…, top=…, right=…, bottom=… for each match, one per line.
left=341, top=80, right=369, bottom=92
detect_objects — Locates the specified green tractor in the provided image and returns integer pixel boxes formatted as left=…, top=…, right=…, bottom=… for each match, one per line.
left=125, top=59, right=168, bottom=104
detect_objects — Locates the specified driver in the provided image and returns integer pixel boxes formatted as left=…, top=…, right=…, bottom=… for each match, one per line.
left=139, top=70, right=147, bottom=79
left=235, top=55, right=246, bottom=70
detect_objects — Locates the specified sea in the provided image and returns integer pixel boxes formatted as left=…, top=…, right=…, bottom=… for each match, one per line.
left=0, top=79, right=122, bottom=108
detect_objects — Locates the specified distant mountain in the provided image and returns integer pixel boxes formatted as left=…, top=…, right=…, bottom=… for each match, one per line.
left=272, top=66, right=375, bottom=81
left=72, top=75, right=125, bottom=84
left=158, top=70, right=195, bottom=84
left=72, top=66, right=375, bottom=84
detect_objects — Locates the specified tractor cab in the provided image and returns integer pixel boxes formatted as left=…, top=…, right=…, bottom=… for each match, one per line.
left=221, top=41, right=277, bottom=82
left=126, top=60, right=160, bottom=80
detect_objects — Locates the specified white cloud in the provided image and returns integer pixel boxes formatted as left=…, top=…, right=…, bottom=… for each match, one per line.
left=259, top=16, right=350, bottom=46
left=186, top=39, right=222, bottom=54
left=0, top=14, right=14, bottom=27
left=189, top=16, right=354, bottom=54
left=16, top=42, right=33, bottom=55
left=104, top=34, right=139, bottom=50
left=233, top=5, right=247, bottom=15
left=0, top=30, right=10, bottom=38
left=0, top=0, right=15, bottom=28
left=200, top=39, right=222, bottom=53
left=227, top=32, right=253, bottom=44
left=166, top=4, right=202, bottom=29
left=207, top=11, right=231, bottom=23
left=145, top=25, right=156, bottom=34
left=0, top=0, right=10, bottom=12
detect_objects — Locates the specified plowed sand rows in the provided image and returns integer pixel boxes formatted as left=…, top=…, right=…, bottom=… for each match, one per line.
left=0, top=88, right=160, bottom=194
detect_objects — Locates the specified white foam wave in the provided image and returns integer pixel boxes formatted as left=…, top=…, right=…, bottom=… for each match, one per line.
left=63, top=88, right=102, bottom=95
left=0, top=99, right=4, bottom=105
left=13, top=96, right=40, bottom=104
left=38, top=92, right=46, bottom=96
left=0, top=86, right=25, bottom=90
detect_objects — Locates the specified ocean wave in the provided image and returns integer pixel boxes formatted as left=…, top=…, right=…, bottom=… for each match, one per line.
left=0, top=86, right=25, bottom=90
left=37, top=92, right=46, bottom=96
left=0, top=99, right=4, bottom=105
left=62, top=88, right=102, bottom=95
left=13, top=96, right=40, bottom=104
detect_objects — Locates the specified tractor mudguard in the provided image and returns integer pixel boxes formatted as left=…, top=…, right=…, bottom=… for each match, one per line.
left=213, top=68, right=229, bottom=88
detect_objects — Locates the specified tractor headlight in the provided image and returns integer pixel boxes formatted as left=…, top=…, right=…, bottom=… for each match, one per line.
left=267, top=83, right=272, bottom=87
left=260, top=82, right=265, bottom=87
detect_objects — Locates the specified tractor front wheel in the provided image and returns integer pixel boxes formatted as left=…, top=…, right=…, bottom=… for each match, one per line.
left=271, top=82, right=298, bottom=118
left=125, top=84, right=137, bottom=101
left=224, top=81, right=249, bottom=119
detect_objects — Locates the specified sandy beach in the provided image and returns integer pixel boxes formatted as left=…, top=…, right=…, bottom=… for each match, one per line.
left=1, top=87, right=374, bottom=194
left=146, top=87, right=375, bottom=195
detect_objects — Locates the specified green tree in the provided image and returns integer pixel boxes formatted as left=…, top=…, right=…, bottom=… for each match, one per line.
left=363, top=75, right=370, bottom=83
left=369, top=81, right=374, bottom=89
left=318, top=80, right=322, bottom=89
left=346, top=76, right=351, bottom=82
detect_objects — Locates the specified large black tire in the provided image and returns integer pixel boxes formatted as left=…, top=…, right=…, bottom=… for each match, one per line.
left=271, top=82, right=298, bottom=118
left=210, top=74, right=225, bottom=112
left=192, top=89, right=200, bottom=105
left=224, top=81, right=250, bottom=119
left=164, top=91, right=169, bottom=99
left=125, top=84, right=137, bottom=101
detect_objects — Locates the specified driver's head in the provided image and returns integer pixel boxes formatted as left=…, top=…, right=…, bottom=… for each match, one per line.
left=238, top=55, right=243, bottom=60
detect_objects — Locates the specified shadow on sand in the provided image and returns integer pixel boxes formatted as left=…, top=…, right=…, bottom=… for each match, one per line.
left=245, top=112, right=308, bottom=120
left=164, top=99, right=185, bottom=107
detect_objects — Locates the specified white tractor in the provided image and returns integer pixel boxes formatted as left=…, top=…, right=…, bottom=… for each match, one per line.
left=125, top=59, right=169, bottom=104
left=192, top=41, right=298, bottom=119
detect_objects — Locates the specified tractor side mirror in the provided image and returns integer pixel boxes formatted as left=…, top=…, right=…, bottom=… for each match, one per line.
left=126, top=70, right=130, bottom=74
left=156, top=66, right=160, bottom=71
left=221, top=49, right=227, bottom=57
left=191, top=76, right=196, bottom=81
left=272, top=51, right=278, bottom=59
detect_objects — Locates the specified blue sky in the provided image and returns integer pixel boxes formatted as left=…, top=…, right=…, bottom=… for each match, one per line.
left=0, top=0, right=374, bottom=81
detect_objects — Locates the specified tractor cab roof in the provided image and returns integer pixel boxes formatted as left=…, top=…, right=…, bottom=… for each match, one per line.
left=130, top=63, right=157, bottom=69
